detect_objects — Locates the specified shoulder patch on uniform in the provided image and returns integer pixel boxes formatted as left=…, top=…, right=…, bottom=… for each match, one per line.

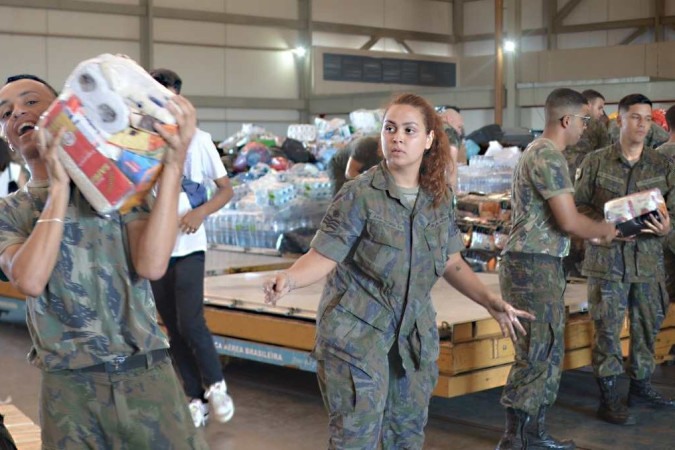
left=575, top=167, right=582, bottom=182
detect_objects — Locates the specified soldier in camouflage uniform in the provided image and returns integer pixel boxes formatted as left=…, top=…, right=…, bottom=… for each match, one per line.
left=498, top=88, right=617, bottom=450
left=264, top=93, right=533, bottom=450
left=609, top=118, right=669, bottom=150
left=562, top=90, right=610, bottom=278
left=575, top=94, right=675, bottom=427
left=0, top=75, right=208, bottom=449
left=656, top=104, right=675, bottom=303
left=563, top=89, right=609, bottom=180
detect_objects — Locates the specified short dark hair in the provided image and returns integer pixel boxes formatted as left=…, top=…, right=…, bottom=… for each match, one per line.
left=618, top=93, right=652, bottom=113
left=582, top=89, right=605, bottom=102
left=545, top=88, right=587, bottom=122
left=5, top=74, right=58, bottom=97
left=149, top=68, right=182, bottom=94
left=665, top=105, right=675, bottom=132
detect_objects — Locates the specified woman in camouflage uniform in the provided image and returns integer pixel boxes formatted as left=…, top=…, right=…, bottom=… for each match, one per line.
left=264, top=93, right=533, bottom=450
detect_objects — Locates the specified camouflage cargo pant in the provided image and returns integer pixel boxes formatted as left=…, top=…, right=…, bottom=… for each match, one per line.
left=664, top=248, right=675, bottom=302
left=40, top=357, right=208, bottom=450
left=588, top=278, right=669, bottom=380
left=316, top=343, right=438, bottom=450
left=499, top=253, right=566, bottom=416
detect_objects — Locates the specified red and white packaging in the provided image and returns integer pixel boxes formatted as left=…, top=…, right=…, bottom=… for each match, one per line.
left=40, top=54, right=177, bottom=214
left=604, top=188, right=668, bottom=237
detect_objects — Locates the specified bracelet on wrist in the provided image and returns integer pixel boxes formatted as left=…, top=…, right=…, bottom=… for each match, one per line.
left=36, top=218, right=64, bottom=224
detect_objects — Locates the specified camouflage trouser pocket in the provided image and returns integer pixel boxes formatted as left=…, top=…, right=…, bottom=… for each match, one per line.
left=318, top=355, right=383, bottom=415
left=408, top=308, right=440, bottom=368
left=525, top=321, right=556, bottom=363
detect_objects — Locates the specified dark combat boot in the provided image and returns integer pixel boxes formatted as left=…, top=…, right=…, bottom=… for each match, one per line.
left=496, top=408, right=529, bottom=450
left=525, top=406, right=575, bottom=449
left=627, top=378, right=675, bottom=408
left=596, top=376, right=636, bottom=425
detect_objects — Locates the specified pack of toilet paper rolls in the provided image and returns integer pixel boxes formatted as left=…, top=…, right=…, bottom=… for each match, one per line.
left=40, top=53, right=177, bottom=215
left=604, top=188, right=668, bottom=237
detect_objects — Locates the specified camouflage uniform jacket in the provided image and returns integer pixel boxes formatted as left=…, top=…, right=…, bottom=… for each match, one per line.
left=310, top=162, right=464, bottom=375
left=563, top=117, right=609, bottom=179
left=0, top=182, right=168, bottom=371
left=503, top=138, right=575, bottom=257
left=656, top=142, right=675, bottom=162
left=574, top=143, right=675, bottom=282
left=444, top=125, right=461, bottom=149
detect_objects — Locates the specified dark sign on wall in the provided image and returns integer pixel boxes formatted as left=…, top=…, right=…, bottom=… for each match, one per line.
left=323, top=53, right=456, bottom=87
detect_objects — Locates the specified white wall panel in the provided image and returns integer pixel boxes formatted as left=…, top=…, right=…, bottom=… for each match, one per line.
left=153, top=44, right=226, bottom=96
left=563, top=0, right=608, bottom=25
left=607, top=28, right=655, bottom=46
left=312, top=0, right=384, bottom=27
left=195, top=108, right=300, bottom=141
left=520, top=35, right=545, bottom=53
left=198, top=120, right=293, bottom=144
left=85, top=0, right=140, bottom=4
left=608, top=0, right=652, bottom=20
left=225, top=49, right=298, bottom=99
left=521, top=0, right=543, bottom=30
left=462, top=109, right=497, bottom=134
left=557, top=30, right=608, bottom=49
left=46, top=38, right=140, bottom=88
left=154, top=18, right=226, bottom=45
left=225, top=25, right=298, bottom=49
left=666, top=0, right=675, bottom=15
left=224, top=109, right=300, bottom=121
left=196, top=108, right=228, bottom=121
left=225, top=0, right=298, bottom=20
left=0, top=7, right=47, bottom=34
left=154, top=0, right=226, bottom=13
left=633, top=29, right=655, bottom=45
left=48, top=11, right=140, bottom=40
left=464, top=0, right=494, bottom=36
left=311, top=32, right=370, bottom=49
left=463, top=39, right=495, bottom=57
left=370, top=38, right=408, bottom=53
left=519, top=107, right=545, bottom=130
left=0, top=36, right=47, bottom=83
left=223, top=121, right=288, bottom=139
left=406, top=40, right=454, bottom=57
left=196, top=108, right=299, bottom=121
left=199, top=121, right=228, bottom=141
left=608, top=29, right=637, bottom=46
left=384, top=0, right=452, bottom=35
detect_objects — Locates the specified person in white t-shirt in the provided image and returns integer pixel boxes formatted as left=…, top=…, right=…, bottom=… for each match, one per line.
left=150, top=69, right=235, bottom=428
left=0, top=138, right=25, bottom=196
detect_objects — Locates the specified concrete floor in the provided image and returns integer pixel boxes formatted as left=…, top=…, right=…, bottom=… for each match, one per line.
left=1, top=318, right=674, bottom=449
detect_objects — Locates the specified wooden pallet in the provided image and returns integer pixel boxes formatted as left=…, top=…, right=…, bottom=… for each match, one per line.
left=205, top=248, right=296, bottom=277
left=433, top=306, right=675, bottom=397
left=0, top=404, right=41, bottom=450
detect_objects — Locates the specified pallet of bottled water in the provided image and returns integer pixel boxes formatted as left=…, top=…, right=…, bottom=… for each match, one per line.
left=457, top=156, right=515, bottom=194
left=205, top=198, right=330, bottom=250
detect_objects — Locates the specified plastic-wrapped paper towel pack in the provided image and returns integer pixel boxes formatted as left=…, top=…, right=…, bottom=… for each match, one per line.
left=40, top=53, right=177, bottom=214
left=604, top=188, right=668, bottom=237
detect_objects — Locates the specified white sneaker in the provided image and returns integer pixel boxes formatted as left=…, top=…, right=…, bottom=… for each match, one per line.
left=188, top=399, right=209, bottom=428
left=205, top=380, right=235, bottom=423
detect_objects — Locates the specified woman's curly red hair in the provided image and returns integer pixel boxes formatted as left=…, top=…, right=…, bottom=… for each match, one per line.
left=383, top=93, right=452, bottom=208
